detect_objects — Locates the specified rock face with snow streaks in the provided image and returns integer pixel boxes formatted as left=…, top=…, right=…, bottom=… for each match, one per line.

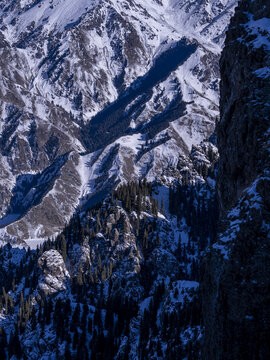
left=202, top=0, right=270, bottom=358
left=0, top=0, right=237, bottom=243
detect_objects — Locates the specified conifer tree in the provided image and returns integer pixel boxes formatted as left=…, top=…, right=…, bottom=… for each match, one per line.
left=161, top=198, right=165, bottom=214
left=77, top=265, right=84, bottom=286
left=60, top=234, right=67, bottom=262
left=2, top=287, right=8, bottom=314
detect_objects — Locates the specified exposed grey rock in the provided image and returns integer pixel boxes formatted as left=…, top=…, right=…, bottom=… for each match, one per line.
left=38, top=249, right=69, bottom=296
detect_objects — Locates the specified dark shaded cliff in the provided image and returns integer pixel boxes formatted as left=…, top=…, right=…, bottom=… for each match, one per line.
left=217, top=0, right=270, bottom=212
left=203, top=0, right=270, bottom=359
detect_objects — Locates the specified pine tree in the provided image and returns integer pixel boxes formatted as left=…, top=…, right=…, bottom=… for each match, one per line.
left=98, top=254, right=102, bottom=272
left=72, top=303, right=81, bottom=328
left=64, top=344, right=72, bottom=360
left=77, top=265, right=84, bottom=286
left=143, top=229, right=148, bottom=249
left=9, top=327, right=21, bottom=359
left=73, top=328, right=79, bottom=350
left=0, top=327, right=7, bottom=359
left=60, top=234, right=67, bottom=262
left=101, top=265, right=107, bottom=282
left=19, top=291, right=24, bottom=326
left=87, top=317, right=93, bottom=334
left=31, top=308, right=37, bottom=330
left=161, top=198, right=165, bottom=214
left=2, top=287, right=8, bottom=314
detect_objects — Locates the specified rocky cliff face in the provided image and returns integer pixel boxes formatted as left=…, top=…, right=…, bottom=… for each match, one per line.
left=203, top=0, right=270, bottom=358
left=217, top=0, right=270, bottom=212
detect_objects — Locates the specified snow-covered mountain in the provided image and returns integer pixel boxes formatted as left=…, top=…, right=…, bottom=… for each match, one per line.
left=0, top=0, right=237, bottom=245
left=0, top=1, right=269, bottom=359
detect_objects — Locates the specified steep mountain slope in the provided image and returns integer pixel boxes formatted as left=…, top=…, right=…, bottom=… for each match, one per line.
left=0, top=174, right=217, bottom=359
left=1, top=1, right=269, bottom=358
left=0, top=0, right=237, bottom=244
left=203, top=0, right=270, bottom=358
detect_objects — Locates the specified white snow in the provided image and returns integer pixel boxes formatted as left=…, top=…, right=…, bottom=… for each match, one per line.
left=0, top=0, right=238, bottom=243
left=15, top=0, right=100, bottom=33
left=25, top=238, right=45, bottom=250
left=244, top=16, right=270, bottom=50
left=253, top=67, right=270, bottom=79
left=163, top=280, right=199, bottom=312
left=115, top=133, right=144, bottom=153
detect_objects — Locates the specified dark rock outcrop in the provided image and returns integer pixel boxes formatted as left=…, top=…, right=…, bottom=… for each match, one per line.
left=203, top=0, right=270, bottom=359
left=217, top=0, right=270, bottom=213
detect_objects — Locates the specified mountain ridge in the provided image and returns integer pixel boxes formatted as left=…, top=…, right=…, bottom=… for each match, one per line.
left=0, top=1, right=269, bottom=359
left=0, top=0, right=237, bottom=245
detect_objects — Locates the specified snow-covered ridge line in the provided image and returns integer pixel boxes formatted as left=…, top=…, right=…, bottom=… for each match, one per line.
left=0, top=0, right=237, bottom=243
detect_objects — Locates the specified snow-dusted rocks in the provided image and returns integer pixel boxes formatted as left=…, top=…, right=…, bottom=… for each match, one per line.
left=38, top=249, right=69, bottom=296
left=0, top=0, right=237, bottom=244
left=163, top=280, right=199, bottom=314
left=0, top=176, right=218, bottom=358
